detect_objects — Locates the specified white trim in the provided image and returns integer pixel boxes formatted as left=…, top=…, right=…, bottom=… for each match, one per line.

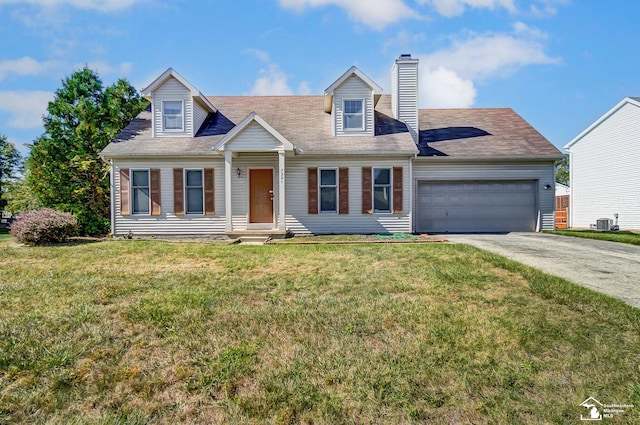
left=565, top=97, right=640, bottom=149
left=342, top=99, right=365, bottom=132
left=130, top=168, right=151, bottom=215
left=142, top=67, right=216, bottom=113
left=278, top=152, right=286, bottom=232
left=372, top=167, right=392, bottom=214
left=161, top=100, right=184, bottom=132
left=184, top=168, right=205, bottom=215
left=323, top=66, right=383, bottom=113
left=224, top=152, right=232, bottom=232
left=318, top=167, right=338, bottom=214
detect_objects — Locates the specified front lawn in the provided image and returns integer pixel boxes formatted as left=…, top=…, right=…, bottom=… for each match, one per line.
left=0, top=240, right=638, bottom=424
left=547, top=229, right=640, bottom=246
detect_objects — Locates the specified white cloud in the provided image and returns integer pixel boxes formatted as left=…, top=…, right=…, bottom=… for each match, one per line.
left=78, top=61, right=133, bottom=77
left=529, top=0, right=570, bottom=18
left=297, top=81, right=312, bottom=95
left=421, top=67, right=476, bottom=108
left=0, top=0, right=145, bottom=12
left=382, top=30, right=427, bottom=52
left=278, top=0, right=417, bottom=30
left=244, top=48, right=271, bottom=63
left=415, top=26, right=559, bottom=107
left=0, top=57, right=58, bottom=82
left=249, top=64, right=294, bottom=96
left=419, top=30, right=560, bottom=82
left=0, top=90, right=53, bottom=129
left=422, top=0, right=516, bottom=17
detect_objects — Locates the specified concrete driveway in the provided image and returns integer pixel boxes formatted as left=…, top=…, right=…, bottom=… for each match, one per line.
left=440, top=233, right=640, bottom=309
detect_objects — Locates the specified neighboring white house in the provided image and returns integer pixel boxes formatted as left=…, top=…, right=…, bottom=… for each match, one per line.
left=100, top=55, right=562, bottom=237
left=564, top=97, right=640, bottom=230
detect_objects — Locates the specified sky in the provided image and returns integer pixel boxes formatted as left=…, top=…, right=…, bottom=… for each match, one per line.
left=0, top=0, right=639, bottom=156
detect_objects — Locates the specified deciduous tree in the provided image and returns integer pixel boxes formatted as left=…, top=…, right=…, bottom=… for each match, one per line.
left=0, top=135, right=21, bottom=212
left=555, top=154, right=569, bottom=186
left=26, top=67, right=146, bottom=234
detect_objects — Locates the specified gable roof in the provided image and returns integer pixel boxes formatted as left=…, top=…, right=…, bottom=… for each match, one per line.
left=565, top=96, right=640, bottom=149
left=417, top=108, right=562, bottom=160
left=101, top=95, right=418, bottom=158
left=213, top=112, right=296, bottom=152
left=141, top=67, right=216, bottom=113
left=323, top=66, right=383, bottom=113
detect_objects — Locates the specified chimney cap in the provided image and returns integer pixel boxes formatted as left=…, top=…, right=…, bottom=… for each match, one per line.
left=399, top=53, right=412, bottom=60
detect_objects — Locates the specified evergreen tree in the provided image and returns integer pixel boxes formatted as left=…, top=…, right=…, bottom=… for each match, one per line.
left=26, top=67, right=146, bottom=234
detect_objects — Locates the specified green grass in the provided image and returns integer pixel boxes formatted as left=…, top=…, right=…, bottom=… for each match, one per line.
left=546, top=229, right=640, bottom=245
left=1, top=239, right=639, bottom=424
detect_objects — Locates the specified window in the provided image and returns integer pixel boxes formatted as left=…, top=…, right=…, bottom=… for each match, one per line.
left=131, top=170, right=150, bottom=214
left=185, top=169, right=204, bottom=214
left=162, top=100, right=183, bottom=131
left=319, top=169, right=337, bottom=213
left=343, top=99, right=363, bottom=130
left=373, top=168, right=391, bottom=213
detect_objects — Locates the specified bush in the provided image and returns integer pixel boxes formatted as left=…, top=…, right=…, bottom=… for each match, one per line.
left=10, top=208, right=78, bottom=246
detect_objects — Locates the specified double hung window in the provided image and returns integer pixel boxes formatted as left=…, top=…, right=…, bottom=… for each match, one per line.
left=131, top=170, right=150, bottom=214
left=162, top=100, right=183, bottom=131
left=343, top=99, right=363, bottom=130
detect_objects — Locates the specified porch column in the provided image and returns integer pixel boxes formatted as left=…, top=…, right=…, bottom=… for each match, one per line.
left=224, top=151, right=233, bottom=232
left=278, top=151, right=286, bottom=232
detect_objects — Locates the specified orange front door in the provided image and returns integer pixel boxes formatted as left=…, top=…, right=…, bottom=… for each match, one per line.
left=249, top=169, right=274, bottom=223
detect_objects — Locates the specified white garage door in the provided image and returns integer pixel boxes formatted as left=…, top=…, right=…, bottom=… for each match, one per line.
left=416, top=181, right=537, bottom=233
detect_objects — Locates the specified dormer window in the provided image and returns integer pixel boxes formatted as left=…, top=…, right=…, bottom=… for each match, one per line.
left=162, top=100, right=184, bottom=131
left=343, top=99, right=364, bottom=130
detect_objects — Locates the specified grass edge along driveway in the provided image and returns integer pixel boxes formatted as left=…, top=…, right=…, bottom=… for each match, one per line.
left=1, top=239, right=639, bottom=424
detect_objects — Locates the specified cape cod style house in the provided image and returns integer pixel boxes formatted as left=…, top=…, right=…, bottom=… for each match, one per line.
left=100, top=55, right=562, bottom=237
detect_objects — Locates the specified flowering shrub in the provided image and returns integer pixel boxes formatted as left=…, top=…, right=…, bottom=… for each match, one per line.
left=10, top=208, right=79, bottom=246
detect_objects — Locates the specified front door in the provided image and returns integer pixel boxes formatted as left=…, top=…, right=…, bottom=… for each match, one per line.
left=249, top=169, right=274, bottom=223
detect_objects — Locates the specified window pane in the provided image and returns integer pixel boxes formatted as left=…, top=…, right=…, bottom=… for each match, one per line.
left=320, top=169, right=336, bottom=185
left=374, top=187, right=390, bottom=211
left=344, top=114, right=363, bottom=129
left=344, top=100, right=362, bottom=113
left=133, top=188, right=150, bottom=213
left=132, top=170, right=149, bottom=187
left=186, top=170, right=202, bottom=187
left=320, top=187, right=337, bottom=212
left=164, top=115, right=182, bottom=130
left=186, top=187, right=203, bottom=214
left=163, top=101, right=182, bottom=115
left=374, top=168, right=390, bottom=185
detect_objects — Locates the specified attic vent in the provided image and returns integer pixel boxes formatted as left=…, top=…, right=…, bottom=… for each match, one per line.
left=596, top=218, right=613, bottom=231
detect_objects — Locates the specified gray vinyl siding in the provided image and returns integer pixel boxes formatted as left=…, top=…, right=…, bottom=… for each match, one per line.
left=193, top=100, right=208, bottom=134
left=333, top=76, right=374, bottom=136
left=226, top=122, right=283, bottom=152
left=412, top=160, right=556, bottom=231
left=153, top=77, right=193, bottom=137
left=113, top=159, right=224, bottom=236
left=285, top=156, right=412, bottom=234
left=570, top=101, right=640, bottom=229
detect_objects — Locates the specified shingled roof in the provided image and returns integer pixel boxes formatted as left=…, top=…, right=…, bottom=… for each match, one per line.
left=102, top=95, right=417, bottom=157
left=102, top=95, right=561, bottom=160
left=417, top=108, right=562, bottom=159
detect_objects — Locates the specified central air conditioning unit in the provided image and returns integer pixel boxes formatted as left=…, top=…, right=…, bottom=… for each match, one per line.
left=596, top=218, right=613, bottom=231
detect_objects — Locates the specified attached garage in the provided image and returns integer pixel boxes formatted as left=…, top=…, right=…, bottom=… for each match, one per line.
left=415, top=180, right=537, bottom=233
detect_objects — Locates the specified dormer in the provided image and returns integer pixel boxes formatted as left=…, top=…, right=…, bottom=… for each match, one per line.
left=142, top=68, right=216, bottom=138
left=324, top=66, right=382, bottom=137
